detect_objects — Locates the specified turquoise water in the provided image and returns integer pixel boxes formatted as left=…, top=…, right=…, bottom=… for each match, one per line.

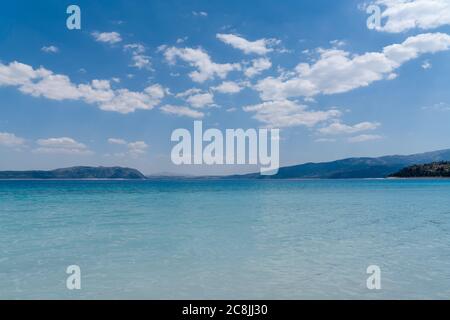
left=1, top=179, right=450, bottom=299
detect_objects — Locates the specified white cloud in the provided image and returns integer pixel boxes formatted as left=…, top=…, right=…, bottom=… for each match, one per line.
left=124, top=43, right=152, bottom=70
left=245, top=58, right=272, bottom=77
left=37, top=137, right=85, bottom=149
left=176, top=37, right=188, bottom=44
left=108, top=138, right=127, bottom=145
left=330, top=39, right=346, bottom=47
left=98, top=85, right=165, bottom=113
left=160, top=104, right=204, bottom=118
left=216, top=34, right=279, bottom=55
left=164, top=47, right=240, bottom=82
left=175, top=88, right=202, bottom=98
left=213, top=81, right=243, bottom=94
left=254, top=33, right=450, bottom=100
left=126, top=44, right=144, bottom=52
left=422, top=60, right=432, bottom=69
left=92, top=31, right=122, bottom=44
left=0, top=61, right=166, bottom=113
left=243, top=100, right=341, bottom=128
left=107, top=138, right=149, bottom=157
left=41, top=45, right=59, bottom=54
left=131, top=53, right=151, bottom=69
left=318, top=121, right=381, bottom=135
left=383, top=33, right=450, bottom=65
left=192, top=11, right=208, bottom=17
left=35, top=137, right=92, bottom=155
left=421, top=101, right=450, bottom=111
left=175, top=88, right=214, bottom=108
left=386, top=72, right=398, bottom=80
left=156, top=44, right=167, bottom=53
left=315, top=138, right=336, bottom=143
left=20, top=73, right=82, bottom=100
left=186, top=92, right=214, bottom=108
left=0, top=132, right=25, bottom=147
left=348, top=134, right=383, bottom=143
left=127, top=141, right=148, bottom=156
left=368, top=0, right=450, bottom=33
left=0, top=61, right=50, bottom=86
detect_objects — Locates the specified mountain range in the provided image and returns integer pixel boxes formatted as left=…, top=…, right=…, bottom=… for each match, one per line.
left=226, top=148, right=450, bottom=179
left=1, top=149, right=450, bottom=180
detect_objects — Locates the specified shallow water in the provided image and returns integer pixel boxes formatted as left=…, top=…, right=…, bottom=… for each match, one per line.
left=1, top=179, right=449, bottom=299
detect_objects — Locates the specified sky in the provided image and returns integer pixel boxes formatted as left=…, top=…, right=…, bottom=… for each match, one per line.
left=1, top=0, right=450, bottom=175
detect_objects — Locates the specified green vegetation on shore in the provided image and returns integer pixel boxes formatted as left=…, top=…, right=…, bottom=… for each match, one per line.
left=390, top=162, right=450, bottom=178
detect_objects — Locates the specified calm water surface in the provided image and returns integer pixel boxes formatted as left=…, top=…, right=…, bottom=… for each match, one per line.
left=1, top=179, right=449, bottom=299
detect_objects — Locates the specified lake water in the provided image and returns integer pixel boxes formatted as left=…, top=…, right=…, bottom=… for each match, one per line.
left=1, top=179, right=449, bottom=299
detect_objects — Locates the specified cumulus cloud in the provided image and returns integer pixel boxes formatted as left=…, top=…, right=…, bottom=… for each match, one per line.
left=160, top=104, right=204, bottom=118
left=0, top=61, right=49, bottom=86
left=212, top=81, right=243, bottom=94
left=127, top=141, right=148, bottom=156
left=164, top=47, right=240, bottom=82
left=19, top=73, right=82, bottom=100
left=98, top=85, right=165, bottom=113
left=92, top=31, right=122, bottom=44
left=34, top=137, right=92, bottom=155
left=348, top=134, right=383, bottom=143
left=175, top=88, right=215, bottom=108
left=367, top=0, right=450, bottom=33
left=318, top=121, right=381, bottom=135
left=0, top=132, right=26, bottom=147
left=124, top=43, right=152, bottom=70
left=186, top=92, right=214, bottom=108
left=384, top=33, right=450, bottom=64
left=0, top=61, right=166, bottom=113
left=216, top=34, right=279, bottom=55
left=108, top=138, right=149, bottom=157
left=244, top=58, right=272, bottom=77
left=130, top=53, right=151, bottom=70
left=41, top=45, right=59, bottom=54
left=243, top=100, right=341, bottom=128
left=254, top=33, right=450, bottom=100
left=175, top=88, right=202, bottom=98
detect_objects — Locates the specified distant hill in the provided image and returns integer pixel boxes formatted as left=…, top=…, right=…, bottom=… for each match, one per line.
left=227, top=149, right=450, bottom=179
left=2, top=149, right=450, bottom=180
left=0, top=166, right=146, bottom=180
left=390, top=162, right=450, bottom=178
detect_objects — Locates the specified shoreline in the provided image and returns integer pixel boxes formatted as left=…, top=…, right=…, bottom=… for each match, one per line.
left=1, top=177, right=450, bottom=181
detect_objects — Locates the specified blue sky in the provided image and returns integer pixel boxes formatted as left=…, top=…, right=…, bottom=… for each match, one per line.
left=1, top=0, right=450, bottom=175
